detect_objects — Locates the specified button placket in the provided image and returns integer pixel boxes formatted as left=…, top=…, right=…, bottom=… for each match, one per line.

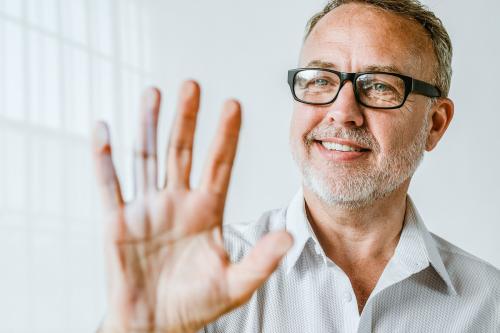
left=335, top=270, right=360, bottom=333
left=343, top=290, right=353, bottom=303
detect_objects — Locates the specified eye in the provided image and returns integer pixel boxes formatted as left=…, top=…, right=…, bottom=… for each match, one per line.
left=361, top=80, right=395, bottom=94
left=314, top=79, right=328, bottom=87
left=311, top=78, right=330, bottom=87
left=373, top=82, right=388, bottom=91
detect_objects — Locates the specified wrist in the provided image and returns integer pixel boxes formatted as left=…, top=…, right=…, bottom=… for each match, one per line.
left=97, top=320, right=198, bottom=333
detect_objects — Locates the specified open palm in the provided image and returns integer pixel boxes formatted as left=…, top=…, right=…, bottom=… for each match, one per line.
left=93, top=82, right=292, bottom=333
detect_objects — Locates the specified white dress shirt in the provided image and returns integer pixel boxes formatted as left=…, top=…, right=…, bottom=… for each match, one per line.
left=202, top=189, right=500, bottom=332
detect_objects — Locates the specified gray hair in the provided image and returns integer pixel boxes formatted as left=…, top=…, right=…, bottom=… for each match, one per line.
left=304, top=0, right=453, bottom=97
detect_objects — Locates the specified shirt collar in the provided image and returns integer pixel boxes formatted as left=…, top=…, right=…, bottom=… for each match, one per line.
left=283, top=188, right=315, bottom=274
left=398, top=196, right=457, bottom=295
left=283, top=188, right=457, bottom=295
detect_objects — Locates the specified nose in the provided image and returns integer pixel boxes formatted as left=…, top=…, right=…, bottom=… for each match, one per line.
left=324, top=81, right=364, bottom=128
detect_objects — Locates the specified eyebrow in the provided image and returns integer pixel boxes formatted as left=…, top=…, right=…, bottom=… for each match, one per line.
left=305, top=60, right=337, bottom=69
left=305, top=60, right=404, bottom=75
left=363, top=65, right=404, bottom=74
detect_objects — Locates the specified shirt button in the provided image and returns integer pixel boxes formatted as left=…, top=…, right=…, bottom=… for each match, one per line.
left=343, top=291, right=353, bottom=303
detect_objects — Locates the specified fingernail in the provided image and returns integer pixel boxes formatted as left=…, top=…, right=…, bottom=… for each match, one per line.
left=146, top=89, right=157, bottom=109
left=182, top=81, right=196, bottom=98
left=94, top=122, right=110, bottom=150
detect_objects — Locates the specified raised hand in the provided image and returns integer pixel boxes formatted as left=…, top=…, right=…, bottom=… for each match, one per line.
left=93, top=81, right=293, bottom=333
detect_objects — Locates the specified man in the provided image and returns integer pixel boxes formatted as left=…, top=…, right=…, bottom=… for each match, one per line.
left=94, top=0, right=500, bottom=332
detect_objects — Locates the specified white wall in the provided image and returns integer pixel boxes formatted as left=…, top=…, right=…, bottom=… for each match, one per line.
left=145, top=0, right=500, bottom=268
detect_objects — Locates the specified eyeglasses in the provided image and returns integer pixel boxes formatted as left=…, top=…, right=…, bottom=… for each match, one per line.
left=287, top=68, right=441, bottom=109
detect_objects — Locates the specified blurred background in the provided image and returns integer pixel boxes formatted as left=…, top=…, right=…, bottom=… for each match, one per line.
left=0, top=0, right=498, bottom=332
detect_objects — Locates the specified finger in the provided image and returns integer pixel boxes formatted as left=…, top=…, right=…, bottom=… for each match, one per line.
left=92, top=121, right=124, bottom=211
left=226, top=231, right=293, bottom=307
left=165, top=80, right=200, bottom=190
left=134, top=88, right=161, bottom=196
left=199, top=100, right=241, bottom=201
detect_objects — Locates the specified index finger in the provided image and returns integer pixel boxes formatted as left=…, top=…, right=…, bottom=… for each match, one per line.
left=199, top=99, right=242, bottom=200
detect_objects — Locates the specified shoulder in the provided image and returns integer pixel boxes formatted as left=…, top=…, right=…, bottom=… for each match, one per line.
left=221, top=207, right=287, bottom=262
left=431, top=232, right=500, bottom=296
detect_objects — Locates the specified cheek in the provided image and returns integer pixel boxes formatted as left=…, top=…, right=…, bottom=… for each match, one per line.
left=366, top=113, right=419, bottom=155
left=289, top=104, right=323, bottom=146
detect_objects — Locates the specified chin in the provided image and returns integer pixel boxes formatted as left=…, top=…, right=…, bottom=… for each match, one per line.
left=302, top=163, right=411, bottom=210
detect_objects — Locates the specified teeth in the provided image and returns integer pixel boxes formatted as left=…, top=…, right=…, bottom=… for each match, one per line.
left=321, top=141, right=362, bottom=152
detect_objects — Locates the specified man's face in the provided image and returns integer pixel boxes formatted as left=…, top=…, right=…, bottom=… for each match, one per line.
left=290, top=3, right=436, bottom=208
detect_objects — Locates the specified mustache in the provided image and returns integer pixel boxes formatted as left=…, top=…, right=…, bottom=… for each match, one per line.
left=305, top=125, right=379, bottom=151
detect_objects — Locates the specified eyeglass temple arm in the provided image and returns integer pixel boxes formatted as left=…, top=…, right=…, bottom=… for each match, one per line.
left=412, top=79, right=441, bottom=98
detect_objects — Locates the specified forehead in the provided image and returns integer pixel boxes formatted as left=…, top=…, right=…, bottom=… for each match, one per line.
left=301, top=3, right=434, bottom=79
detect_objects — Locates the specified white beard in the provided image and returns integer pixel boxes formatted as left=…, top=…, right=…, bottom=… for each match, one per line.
left=292, top=114, right=429, bottom=209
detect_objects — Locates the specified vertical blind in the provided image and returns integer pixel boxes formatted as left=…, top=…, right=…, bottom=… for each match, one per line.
left=0, top=0, right=151, bottom=332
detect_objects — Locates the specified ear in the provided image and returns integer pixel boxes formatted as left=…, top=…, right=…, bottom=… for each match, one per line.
left=426, top=98, right=454, bottom=151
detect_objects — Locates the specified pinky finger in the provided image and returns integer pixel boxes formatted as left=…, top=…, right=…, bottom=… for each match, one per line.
left=92, top=121, right=124, bottom=212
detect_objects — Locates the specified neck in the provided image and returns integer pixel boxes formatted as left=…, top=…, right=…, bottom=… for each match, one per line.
left=303, top=179, right=411, bottom=313
left=303, top=179, right=410, bottom=265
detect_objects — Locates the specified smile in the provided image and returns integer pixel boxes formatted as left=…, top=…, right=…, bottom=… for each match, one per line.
left=314, top=140, right=370, bottom=162
left=321, top=141, right=363, bottom=152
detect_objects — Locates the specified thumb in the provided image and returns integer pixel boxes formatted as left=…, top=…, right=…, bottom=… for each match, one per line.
left=225, top=231, right=293, bottom=307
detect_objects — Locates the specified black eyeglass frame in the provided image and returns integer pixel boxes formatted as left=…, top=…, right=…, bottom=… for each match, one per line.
left=287, top=68, right=441, bottom=109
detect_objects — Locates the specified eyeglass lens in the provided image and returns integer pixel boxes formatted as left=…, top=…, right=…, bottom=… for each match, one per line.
left=294, top=69, right=406, bottom=108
